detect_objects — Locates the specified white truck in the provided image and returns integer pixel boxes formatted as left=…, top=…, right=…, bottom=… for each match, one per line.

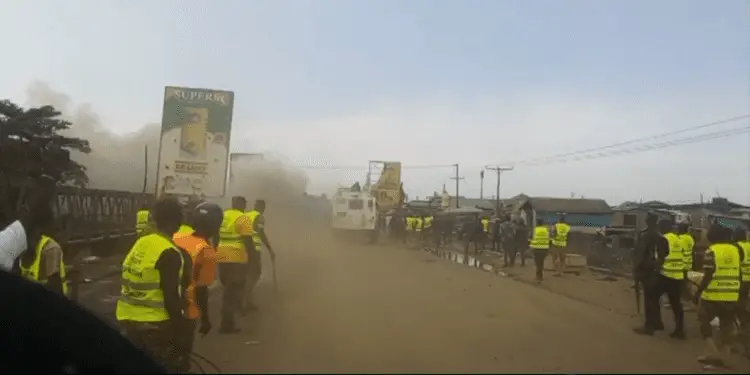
left=331, top=183, right=379, bottom=242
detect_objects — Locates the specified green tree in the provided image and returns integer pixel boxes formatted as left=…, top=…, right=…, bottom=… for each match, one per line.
left=0, top=99, right=91, bottom=187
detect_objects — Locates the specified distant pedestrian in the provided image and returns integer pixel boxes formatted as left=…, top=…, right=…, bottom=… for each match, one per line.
left=509, top=218, right=528, bottom=267
left=461, top=214, right=483, bottom=260
left=550, top=215, right=571, bottom=276
left=529, top=218, right=550, bottom=282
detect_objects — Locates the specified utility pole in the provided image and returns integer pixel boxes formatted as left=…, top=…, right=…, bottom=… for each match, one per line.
left=449, top=163, right=464, bottom=208
left=485, top=165, right=514, bottom=213
left=479, top=170, right=485, bottom=199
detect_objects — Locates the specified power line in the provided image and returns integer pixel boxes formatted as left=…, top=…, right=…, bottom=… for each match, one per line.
left=504, top=114, right=750, bottom=166
left=522, top=125, right=750, bottom=167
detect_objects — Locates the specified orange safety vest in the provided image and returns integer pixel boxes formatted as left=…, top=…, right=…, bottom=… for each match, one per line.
left=173, top=232, right=214, bottom=320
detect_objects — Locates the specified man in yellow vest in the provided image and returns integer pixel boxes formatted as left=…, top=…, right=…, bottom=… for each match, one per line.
left=550, top=215, right=571, bottom=277
left=479, top=216, right=490, bottom=250
left=677, top=223, right=695, bottom=273
left=216, top=196, right=256, bottom=334
left=135, top=204, right=152, bottom=238
left=529, top=218, right=550, bottom=282
left=116, top=197, right=192, bottom=373
left=731, top=225, right=750, bottom=360
left=243, top=199, right=276, bottom=313
left=636, top=219, right=686, bottom=339
left=19, top=233, right=68, bottom=296
left=693, top=225, right=744, bottom=369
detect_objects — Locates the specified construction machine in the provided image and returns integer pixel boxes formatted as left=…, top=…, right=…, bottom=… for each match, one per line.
left=330, top=161, right=404, bottom=243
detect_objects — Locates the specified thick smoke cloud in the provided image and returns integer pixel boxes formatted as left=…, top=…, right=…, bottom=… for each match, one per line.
left=23, top=82, right=318, bottom=215
left=25, top=81, right=160, bottom=192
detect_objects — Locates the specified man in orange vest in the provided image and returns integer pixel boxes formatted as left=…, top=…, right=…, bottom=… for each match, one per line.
left=172, top=202, right=222, bottom=373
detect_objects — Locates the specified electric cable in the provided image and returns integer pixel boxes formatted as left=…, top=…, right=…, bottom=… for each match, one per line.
left=518, top=125, right=750, bottom=167
left=190, top=351, right=222, bottom=374
left=503, top=114, right=750, bottom=166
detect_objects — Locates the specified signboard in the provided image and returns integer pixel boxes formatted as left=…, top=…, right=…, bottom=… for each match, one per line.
left=373, top=162, right=402, bottom=211
left=155, top=86, right=234, bottom=197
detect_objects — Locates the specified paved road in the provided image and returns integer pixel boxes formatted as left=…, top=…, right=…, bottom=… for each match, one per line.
left=186, top=229, right=745, bottom=374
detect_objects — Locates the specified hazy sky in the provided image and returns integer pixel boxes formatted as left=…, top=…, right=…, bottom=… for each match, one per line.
left=1, top=0, right=748, bottom=204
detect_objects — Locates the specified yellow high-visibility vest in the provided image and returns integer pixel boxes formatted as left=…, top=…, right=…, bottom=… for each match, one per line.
left=217, top=209, right=247, bottom=263
left=424, top=216, right=433, bottom=229
left=415, top=217, right=423, bottom=232
left=661, top=233, right=685, bottom=280
left=19, top=235, right=68, bottom=296
left=481, top=219, right=489, bottom=233
left=552, top=223, right=571, bottom=247
left=116, top=233, right=184, bottom=322
left=405, top=217, right=415, bottom=231
left=737, top=241, right=750, bottom=283
left=136, top=210, right=151, bottom=237
left=678, top=233, right=695, bottom=271
left=245, top=210, right=263, bottom=250
left=530, top=226, right=550, bottom=250
left=701, top=243, right=741, bottom=302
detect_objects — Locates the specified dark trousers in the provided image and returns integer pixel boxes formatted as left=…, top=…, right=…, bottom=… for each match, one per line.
left=175, top=319, right=197, bottom=373
left=533, top=249, right=547, bottom=280
left=503, top=243, right=527, bottom=267
left=219, top=262, right=247, bottom=329
left=644, top=274, right=684, bottom=333
left=120, top=320, right=179, bottom=373
left=738, top=283, right=750, bottom=356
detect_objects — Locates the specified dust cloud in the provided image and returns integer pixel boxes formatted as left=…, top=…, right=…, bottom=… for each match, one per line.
left=24, top=82, right=329, bottom=219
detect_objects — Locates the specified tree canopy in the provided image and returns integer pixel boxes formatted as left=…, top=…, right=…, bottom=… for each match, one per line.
left=0, top=99, right=91, bottom=187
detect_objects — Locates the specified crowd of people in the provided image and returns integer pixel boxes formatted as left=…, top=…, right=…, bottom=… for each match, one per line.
left=126, top=195, right=275, bottom=372
left=385, top=210, right=574, bottom=282
left=633, top=214, right=750, bottom=369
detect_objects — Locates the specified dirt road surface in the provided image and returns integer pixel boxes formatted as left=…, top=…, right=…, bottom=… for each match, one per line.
left=188, top=229, right=744, bottom=374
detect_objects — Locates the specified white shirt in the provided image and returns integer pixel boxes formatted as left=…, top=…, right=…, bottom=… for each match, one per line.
left=0, top=220, right=28, bottom=271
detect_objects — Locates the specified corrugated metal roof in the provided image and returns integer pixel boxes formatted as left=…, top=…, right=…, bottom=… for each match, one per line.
left=521, top=197, right=612, bottom=214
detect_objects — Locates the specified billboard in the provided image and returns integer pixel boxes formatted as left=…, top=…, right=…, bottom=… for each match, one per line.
left=156, top=86, right=234, bottom=198
left=373, top=162, right=402, bottom=211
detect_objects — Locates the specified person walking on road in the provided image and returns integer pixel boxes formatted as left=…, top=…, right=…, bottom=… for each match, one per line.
left=635, top=219, right=685, bottom=339
left=172, top=203, right=222, bottom=373
left=509, top=218, right=528, bottom=267
left=550, top=214, right=571, bottom=277
left=216, top=196, right=255, bottom=334
left=498, top=216, right=515, bottom=265
left=243, top=199, right=276, bottom=313
left=116, top=197, right=192, bottom=373
left=693, top=225, right=743, bottom=369
left=633, top=213, right=662, bottom=332
left=529, top=218, right=550, bottom=282
left=461, top=213, right=483, bottom=261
